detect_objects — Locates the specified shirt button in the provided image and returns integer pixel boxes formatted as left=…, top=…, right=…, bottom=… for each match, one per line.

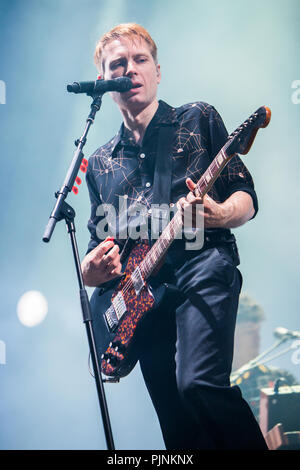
left=140, top=153, right=146, bottom=159
left=145, top=182, right=151, bottom=188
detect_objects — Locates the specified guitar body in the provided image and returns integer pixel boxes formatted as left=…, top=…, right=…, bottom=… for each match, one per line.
left=90, top=242, right=167, bottom=378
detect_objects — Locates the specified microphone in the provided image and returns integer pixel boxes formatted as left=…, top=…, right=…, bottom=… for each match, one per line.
left=274, top=327, right=300, bottom=339
left=67, top=77, right=133, bottom=95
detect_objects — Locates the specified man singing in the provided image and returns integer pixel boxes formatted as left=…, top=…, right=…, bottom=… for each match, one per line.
left=81, top=23, right=267, bottom=450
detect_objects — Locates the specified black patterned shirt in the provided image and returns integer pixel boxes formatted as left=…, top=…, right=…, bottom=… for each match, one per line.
left=85, top=100, right=258, bottom=254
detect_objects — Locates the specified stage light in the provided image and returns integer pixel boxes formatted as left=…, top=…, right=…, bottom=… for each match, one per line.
left=17, top=290, right=48, bottom=327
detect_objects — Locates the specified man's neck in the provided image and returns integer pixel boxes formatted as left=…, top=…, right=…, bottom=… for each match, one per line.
left=121, top=99, right=159, bottom=145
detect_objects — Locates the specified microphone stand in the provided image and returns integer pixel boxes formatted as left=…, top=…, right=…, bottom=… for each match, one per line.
left=42, top=92, right=115, bottom=450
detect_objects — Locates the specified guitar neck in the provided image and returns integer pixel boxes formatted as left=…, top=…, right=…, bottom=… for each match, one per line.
left=140, top=141, right=234, bottom=280
left=140, top=210, right=182, bottom=279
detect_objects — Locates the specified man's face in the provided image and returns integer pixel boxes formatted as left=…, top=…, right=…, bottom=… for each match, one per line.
left=101, top=37, right=161, bottom=114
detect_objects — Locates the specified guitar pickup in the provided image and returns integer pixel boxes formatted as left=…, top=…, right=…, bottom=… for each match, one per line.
left=112, top=291, right=127, bottom=320
left=104, top=292, right=127, bottom=332
left=131, top=267, right=145, bottom=296
left=103, top=304, right=119, bottom=331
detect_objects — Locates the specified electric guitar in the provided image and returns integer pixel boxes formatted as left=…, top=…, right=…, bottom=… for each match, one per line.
left=89, top=106, right=271, bottom=379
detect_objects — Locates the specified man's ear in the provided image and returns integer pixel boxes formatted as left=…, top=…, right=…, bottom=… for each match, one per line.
left=156, top=64, right=161, bottom=84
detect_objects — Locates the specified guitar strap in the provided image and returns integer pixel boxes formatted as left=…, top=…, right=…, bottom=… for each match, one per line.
left=120, top=123, right=176, bottom=259
left=150, top=124, right=176, bottom=242
left=152, top=124, right=175, bottom=205
left=151, top=123, right=185, bottom=302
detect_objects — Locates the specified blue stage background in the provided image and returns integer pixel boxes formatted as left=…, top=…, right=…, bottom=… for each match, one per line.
left=0, top=0, right=299, bottom=450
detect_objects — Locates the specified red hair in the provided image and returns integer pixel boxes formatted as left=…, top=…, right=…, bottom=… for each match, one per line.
left=94, top=23, right=158, bottom=72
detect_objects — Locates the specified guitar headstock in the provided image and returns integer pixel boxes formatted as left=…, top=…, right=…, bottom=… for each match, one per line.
left=227, top=106, right=271, bottom=156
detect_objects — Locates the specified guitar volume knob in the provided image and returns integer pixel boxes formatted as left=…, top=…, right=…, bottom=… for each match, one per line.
left=112, top=341, right=126, bottom=354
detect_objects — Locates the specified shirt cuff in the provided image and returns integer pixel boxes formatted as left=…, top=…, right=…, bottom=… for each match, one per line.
left=226, top=184, right=258, bottom=219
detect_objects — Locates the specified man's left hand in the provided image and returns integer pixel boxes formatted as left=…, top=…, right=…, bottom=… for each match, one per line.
left=177, top=177, right=229, bottom=228
left=177, top=177, right=254, bottom=229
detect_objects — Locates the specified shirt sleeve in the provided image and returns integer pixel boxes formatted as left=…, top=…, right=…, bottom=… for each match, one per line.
left=208, top=106, right=259, bottom=218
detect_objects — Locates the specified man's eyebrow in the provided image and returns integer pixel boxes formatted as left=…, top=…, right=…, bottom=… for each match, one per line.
left=133, top=52, right=150, bottom=58
left=108, top=52, right=150, bottom=68
left=109, top=56, right=125, bottom=65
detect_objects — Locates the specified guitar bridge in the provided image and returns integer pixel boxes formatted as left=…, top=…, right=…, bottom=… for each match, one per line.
left=131, top=267, right=145, bottom=296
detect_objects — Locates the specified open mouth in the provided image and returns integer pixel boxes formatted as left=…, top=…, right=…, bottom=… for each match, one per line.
left=131, top=83, right=142, bottom=89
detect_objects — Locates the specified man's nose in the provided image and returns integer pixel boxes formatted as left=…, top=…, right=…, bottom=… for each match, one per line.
left=125, top=59, right=137, bottom=76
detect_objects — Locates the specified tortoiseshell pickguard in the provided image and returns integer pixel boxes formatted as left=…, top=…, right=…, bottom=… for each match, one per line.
left=101, top=242, right=155, bottom=376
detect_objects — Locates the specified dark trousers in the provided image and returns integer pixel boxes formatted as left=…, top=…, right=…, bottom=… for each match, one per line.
left=138, top=244, right=268, bottom=450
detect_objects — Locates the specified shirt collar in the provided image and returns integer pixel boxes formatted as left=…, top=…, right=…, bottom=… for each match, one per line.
left=111, top=100, right=178, bottom=157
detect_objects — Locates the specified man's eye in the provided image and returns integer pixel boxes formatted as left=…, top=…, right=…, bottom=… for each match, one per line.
left=111, top=61, right=123, bottom=70
left=137, top=57, right=147, bottom=63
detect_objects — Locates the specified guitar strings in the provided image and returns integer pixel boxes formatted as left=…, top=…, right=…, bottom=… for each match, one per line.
left=119, top=211, right=182, bottom=298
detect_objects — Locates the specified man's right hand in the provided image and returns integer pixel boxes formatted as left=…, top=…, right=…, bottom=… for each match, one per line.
left=81, top=237, right=123, bottom=287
